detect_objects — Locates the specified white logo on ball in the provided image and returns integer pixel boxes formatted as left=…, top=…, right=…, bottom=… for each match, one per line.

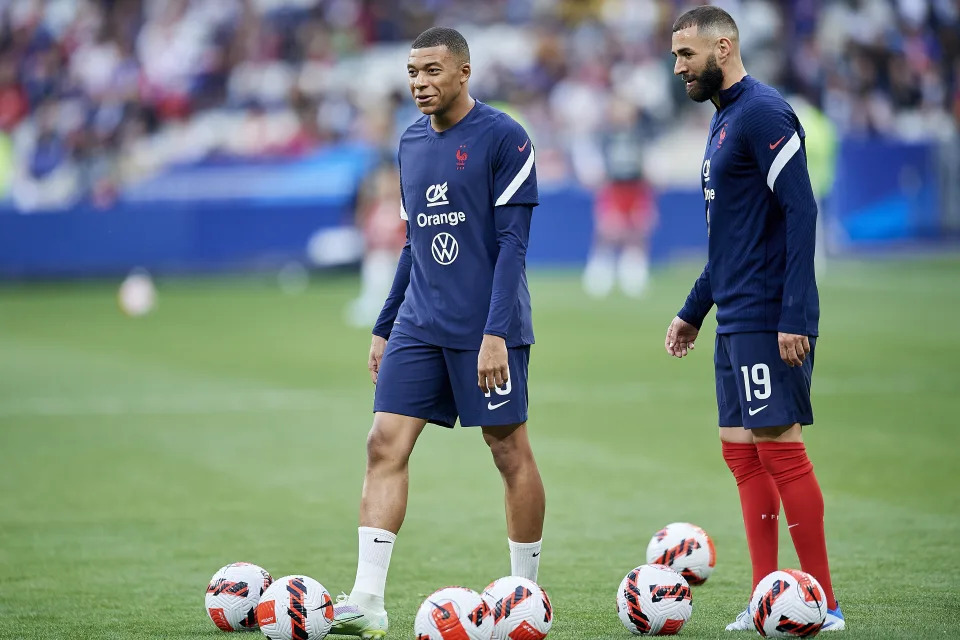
left=431, top=232, right=459, bottom=265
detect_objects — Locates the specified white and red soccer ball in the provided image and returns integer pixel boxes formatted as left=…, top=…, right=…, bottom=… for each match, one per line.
left=481, top=576, right=553, bottom=639
left=256, top=575, right=334, bottom=640
left=415, top=586, right=494, bottom=640
left=205, top=562, right=273, bottom=632
left=616, top=564, right=693, bottom=636
left=750, top=569, right=827, bottom=638
left=646, top=522, right=716, bottom=586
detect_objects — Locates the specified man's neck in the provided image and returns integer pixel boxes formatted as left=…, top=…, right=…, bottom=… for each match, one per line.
left=431, top=95, right=475, bottom=132
left=710, top=66, right=748, bottom=108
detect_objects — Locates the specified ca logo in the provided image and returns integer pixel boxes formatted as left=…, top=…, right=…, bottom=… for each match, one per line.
left=425, top=182, right=450, bottom=207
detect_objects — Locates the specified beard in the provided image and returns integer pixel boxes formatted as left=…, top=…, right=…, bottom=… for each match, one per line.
left=685, top=54, right=725, bottom=103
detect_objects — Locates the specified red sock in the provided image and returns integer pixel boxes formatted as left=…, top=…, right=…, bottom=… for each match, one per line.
left=756, top=441, right=837, bottom=609
left=722, top=442, right=781, bottom=591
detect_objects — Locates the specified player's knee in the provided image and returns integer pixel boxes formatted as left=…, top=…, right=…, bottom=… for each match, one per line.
left=366, top=420, right=415, bottom=468
left=751, top=423, right=803, bottom=442
left=484, top=426, right=533, bottom=478
left=718, top=426, right=754, bottom=444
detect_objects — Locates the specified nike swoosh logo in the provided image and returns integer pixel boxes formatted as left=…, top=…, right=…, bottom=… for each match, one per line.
left=788, top=523, right=799, bottom=529
left=373, top=538, right=393, bottom=544
left=332, top=615, right=363, bottom=626
left=488, top=400, right=511, bottom=410
left=517, top=139, right=529, bottom=152
left=748, top=405, right=769, bottom=416
left=769, top=136, right=786, bottom=150
left=532, top=552, right=540, bottom=557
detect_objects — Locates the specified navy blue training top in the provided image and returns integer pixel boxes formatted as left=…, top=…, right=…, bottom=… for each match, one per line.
left=373, top=100, right=538, bottom=349
left=679, top=76, right=820, bottom=336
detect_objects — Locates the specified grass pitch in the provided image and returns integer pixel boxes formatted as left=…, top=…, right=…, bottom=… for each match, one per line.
left=1, top=258, right=959, bottom=639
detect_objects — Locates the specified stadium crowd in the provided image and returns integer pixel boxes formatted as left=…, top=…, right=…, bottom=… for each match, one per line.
left=1, top=0, right=958, bottom=210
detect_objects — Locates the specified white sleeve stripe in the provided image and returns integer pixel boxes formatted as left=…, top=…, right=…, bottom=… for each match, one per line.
left=399, top=197, right=408, bottom=220
left=767, top=132, right=801, bottom=191
left=494, top=145, right=535, bottom=206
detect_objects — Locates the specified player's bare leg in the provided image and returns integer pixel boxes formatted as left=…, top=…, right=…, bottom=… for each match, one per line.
left=720, top=426, right=781, bottom=631
left=359, top=412, right=428, bottom=532
left=334, top=412, right=427, bottom=638
left=482, top=423, right=545, bottom=581
left=753, top=424, right=843, bottom=630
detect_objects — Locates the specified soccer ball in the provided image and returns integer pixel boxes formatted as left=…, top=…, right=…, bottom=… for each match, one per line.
left=750, top=570, right=826, bottom=638
left=415, top=586, right=494, bottom=640
left=205, top=562, right=273, bottom=632
left=645, top=522, right=716, bottom=585
left=481, top=576, right=553, bottom=639
left=616, top=564, right=693, bottom=636
left=117, top=270, right=157, bottom=317
left=256, top=575, right=334, bottom=640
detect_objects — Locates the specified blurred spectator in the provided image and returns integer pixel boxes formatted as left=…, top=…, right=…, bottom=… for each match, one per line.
left=346, top=160, right=405, bottom=328
left=0, top=0, right=956, bottom=211
left=579, top=96, right=658, bottom=298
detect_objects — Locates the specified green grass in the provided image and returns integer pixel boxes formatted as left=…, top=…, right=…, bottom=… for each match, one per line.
left=1, top=258, right=959, bottom=639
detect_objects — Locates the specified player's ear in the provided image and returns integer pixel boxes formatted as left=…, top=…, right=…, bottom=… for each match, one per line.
left=716, top=37, right=732, bottom=63
left=460, top=62, right=471, bottom=84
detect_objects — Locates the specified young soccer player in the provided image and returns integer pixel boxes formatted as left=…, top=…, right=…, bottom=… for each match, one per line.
left=331, top=27, right=545, bottom=639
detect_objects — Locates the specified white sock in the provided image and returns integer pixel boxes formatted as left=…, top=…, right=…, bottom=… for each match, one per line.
left=509, top=538, right=542, bottom=582
left=582, top=249, right=616, bottom=298
left=617, top=247, right=650, bottom=298
left=350, top=526, right=396, bottom=608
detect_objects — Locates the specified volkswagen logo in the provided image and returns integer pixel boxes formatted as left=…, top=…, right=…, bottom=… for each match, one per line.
left=431, top=232, right=459, bottom=265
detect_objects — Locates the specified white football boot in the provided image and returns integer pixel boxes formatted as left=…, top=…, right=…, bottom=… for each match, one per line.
left=725, top=606, right=752, bottom=631
left=330, top=593, right=388, bottom=639
left=821, top=603, right=846, bottom=631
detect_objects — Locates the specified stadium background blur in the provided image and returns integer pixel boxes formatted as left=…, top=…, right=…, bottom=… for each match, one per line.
left=2, top=2, right=960, bottom=639
left=0, top=0, right=958, bottom=279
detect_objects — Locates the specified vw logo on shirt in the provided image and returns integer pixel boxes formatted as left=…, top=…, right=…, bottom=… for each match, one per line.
left=431, top=232, right=459, bottom=265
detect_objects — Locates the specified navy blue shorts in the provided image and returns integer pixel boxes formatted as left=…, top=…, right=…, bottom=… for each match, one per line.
left=715, top=332, right=815, bottom=429
left=373, top=331, right=530, bottom=428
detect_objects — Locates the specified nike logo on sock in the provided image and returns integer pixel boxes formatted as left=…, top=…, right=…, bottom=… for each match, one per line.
left=532, top=552, right=540, bottom=557
left=373, top=538, right=393, bottom=544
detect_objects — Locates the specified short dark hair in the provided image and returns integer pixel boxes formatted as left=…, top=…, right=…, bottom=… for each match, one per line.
left=411, top=27, right=470, bottom=64
left=672, top=5, right=739, bottom=39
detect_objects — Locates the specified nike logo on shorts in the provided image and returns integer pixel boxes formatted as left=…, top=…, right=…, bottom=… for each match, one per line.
left=488, top=400, right=511, bottom=410
left=748, top=405, right=768, bottom=416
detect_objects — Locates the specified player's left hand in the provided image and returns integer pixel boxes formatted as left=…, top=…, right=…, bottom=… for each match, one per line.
left=778, top=332, right=810, bottom=367
left=478, top=334, right=509, bottom=394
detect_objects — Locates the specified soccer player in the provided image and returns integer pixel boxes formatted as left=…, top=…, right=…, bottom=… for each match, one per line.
left=665, top=6, right=845, bottom=632
left=331, top=27, right=545, bottom=639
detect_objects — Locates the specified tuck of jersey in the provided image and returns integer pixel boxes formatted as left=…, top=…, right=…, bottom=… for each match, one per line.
left=395, top=100, right=538, bottom=349
left=700, top=76, right=820, bottom=336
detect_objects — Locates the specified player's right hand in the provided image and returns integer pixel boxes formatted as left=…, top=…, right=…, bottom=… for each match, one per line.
left=665, top=316, right=699, bottom=358
left=369, top=335, right=387, bottom=384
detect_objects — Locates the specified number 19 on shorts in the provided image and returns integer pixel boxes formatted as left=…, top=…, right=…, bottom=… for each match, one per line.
left=740, top=364, right=771, bottom=402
